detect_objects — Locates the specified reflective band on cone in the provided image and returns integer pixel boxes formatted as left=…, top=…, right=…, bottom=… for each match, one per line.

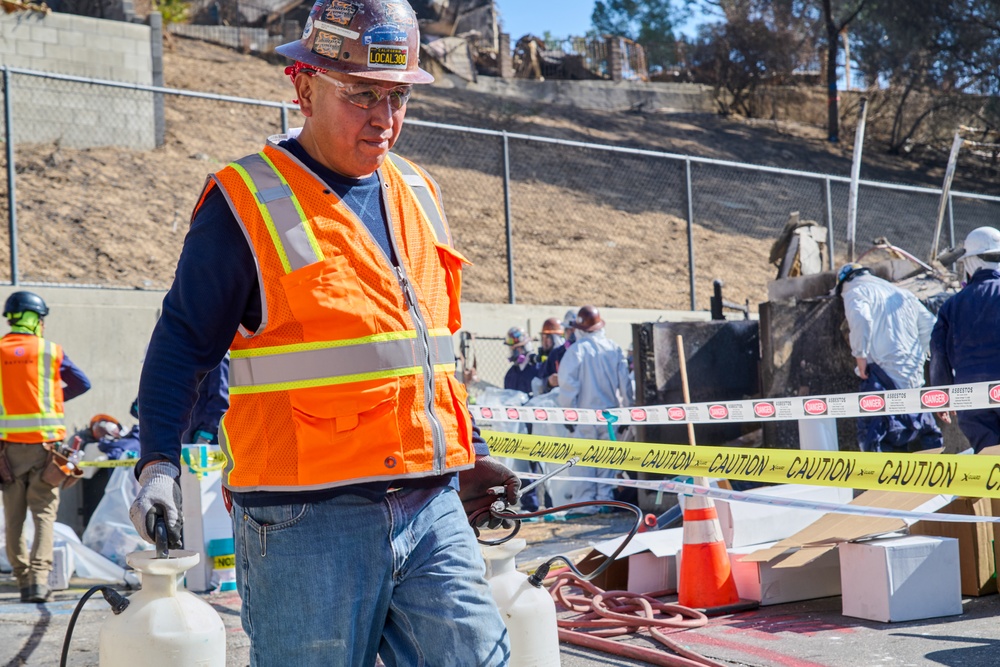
left=678, top=494, right=740, bottom=609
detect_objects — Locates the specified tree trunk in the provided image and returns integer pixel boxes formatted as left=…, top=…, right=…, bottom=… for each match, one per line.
left=824, top=0, right=840, bottom=142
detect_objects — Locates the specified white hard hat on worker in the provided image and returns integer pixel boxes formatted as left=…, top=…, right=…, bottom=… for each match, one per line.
left=276, top=0, right=433, bottom=178
left=959, top=226, right=1000, bottom=281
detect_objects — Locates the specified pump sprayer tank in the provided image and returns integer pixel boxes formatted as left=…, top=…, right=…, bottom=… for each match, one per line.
left=482, top=538, right=560, bottom=667
left=98, top=549, right=226, bottom=666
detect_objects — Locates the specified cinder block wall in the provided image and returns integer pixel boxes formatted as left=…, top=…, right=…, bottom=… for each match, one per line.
left=0, top=11, right=155, bottom=149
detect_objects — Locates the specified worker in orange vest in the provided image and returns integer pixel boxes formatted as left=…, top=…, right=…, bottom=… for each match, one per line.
left=128, top=1, right=518, bottom=663
left=0, top=291, right=91, bottom=603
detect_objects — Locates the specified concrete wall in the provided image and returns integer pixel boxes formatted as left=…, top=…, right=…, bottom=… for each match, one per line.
left=0, top=11, right=156, bottom=149
left=453, top=77, right=716, bottom=114
left=13, top=286, right=721, bottom=435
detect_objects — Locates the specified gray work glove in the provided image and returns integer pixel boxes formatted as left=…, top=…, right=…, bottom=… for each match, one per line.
left=129, top=461, right=184, bottom=549
left=458, top=455, right=521, bottom=532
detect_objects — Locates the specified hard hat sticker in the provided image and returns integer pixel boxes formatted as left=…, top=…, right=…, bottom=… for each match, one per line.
left=323, top=0, right=361, bottom=25
left=368, top=44, right=408, bottom=68
left=381, top=1, right=415, bottom=27
left=313, top=20, right=360, bottom=40
left=362, top=24, right=409, bottom=45
left=302, top=16, right=314, bottom=39
left=313, top=31, right=345, bottom=60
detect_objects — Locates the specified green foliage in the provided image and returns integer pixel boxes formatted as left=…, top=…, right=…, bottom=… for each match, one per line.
left=154, top=0, right=189, bottom=25
left=591, top=0, right=679, bottom=70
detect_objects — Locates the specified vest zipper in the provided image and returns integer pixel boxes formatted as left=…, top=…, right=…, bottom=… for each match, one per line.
left=380, top=173, right=446, bottom=474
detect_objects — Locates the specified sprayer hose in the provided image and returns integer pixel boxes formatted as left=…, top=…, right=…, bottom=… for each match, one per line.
left=549, top=573, right=730, bottom=667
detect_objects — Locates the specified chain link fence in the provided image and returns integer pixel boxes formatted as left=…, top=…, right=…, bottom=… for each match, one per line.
left=3, top=65, right=1000, bottom=308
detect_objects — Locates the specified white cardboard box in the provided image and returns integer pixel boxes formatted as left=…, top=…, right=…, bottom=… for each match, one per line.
left=593, top=528, right=684, bottom=595
left=840, top=535, right=962, bottom=623
left=713, top=485, right=855, bottom=548
left=730, top=542, right=841, bottom=605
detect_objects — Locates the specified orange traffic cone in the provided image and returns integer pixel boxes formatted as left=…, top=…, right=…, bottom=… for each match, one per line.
left=677, top=494, right=740, bottom=610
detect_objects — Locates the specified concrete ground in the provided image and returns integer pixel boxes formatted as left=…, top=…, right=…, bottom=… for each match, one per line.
left=3, top=513, right=1000, bottom=667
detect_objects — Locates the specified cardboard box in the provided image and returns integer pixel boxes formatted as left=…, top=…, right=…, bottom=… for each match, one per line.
left=910, top=497, right=996, bottom=596
left=840, top=535, right=962, bottom=623
left=591, top=528, right=683, bottom=595
left=713, top=484, right=854, bottom=548
left=732, top=543, right=841, bottom=605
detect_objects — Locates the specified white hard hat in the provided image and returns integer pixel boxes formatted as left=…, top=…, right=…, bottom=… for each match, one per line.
left=961, top=226, right=1000, bottom=259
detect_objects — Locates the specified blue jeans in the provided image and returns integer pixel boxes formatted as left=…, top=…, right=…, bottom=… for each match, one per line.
left=232, top=486, right=510, bottom=667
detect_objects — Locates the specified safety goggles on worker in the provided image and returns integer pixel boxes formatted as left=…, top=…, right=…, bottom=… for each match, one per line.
left=313, top=71, right=412, bottom=110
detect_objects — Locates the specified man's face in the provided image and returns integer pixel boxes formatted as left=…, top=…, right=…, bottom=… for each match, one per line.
left=295, top=70, right=408, bottom=178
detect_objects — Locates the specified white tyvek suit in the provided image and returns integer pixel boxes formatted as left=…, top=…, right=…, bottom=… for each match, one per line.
left=841, top=274, right=937, bottom=389
left=556, top=329, right=633, bottom=506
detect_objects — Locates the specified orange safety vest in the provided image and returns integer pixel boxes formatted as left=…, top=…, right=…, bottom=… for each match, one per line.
left=0, top=333, right=66, bottom=443
left=206, top=140, right=474, bottom=492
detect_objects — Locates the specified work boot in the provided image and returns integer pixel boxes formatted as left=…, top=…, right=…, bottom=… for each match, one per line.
left=25, top=584, right=51, bottom=603
left=19, top=587, right=30, bottom=603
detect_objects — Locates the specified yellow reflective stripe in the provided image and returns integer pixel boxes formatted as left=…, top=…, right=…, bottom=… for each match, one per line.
left=229, top=363, right=456, bottom=395
left=230, top=328, right=453, bottom=359
left=231, top=159, right=293, bottom=274
left=258, top=151, right=324, bottom=264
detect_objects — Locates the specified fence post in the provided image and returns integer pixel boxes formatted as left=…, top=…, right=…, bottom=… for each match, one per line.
left=947, top=193, right=955, bottom=251
left=148, top=11, right=165, bottom=148
left=824, top=177, right=835, bottom=270
left=3, top=67, right=18, bottom=286
left=502, top=131, right=515, bottom=304
left=685, top=159, right=695, bottom=310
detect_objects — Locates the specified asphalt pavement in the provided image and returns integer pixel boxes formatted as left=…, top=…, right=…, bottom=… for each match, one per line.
left=3, top=513, right=1000, bottom=666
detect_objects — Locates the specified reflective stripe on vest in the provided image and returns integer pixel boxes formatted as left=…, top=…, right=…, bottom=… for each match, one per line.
left=231, top=152, right=324, bottom=273
left=384, top=154, right=451, bottom=246
left=229, top=329, right=456, bottom=393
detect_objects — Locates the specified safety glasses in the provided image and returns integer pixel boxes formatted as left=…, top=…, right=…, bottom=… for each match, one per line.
left=313, top=72, right=412, bottom=110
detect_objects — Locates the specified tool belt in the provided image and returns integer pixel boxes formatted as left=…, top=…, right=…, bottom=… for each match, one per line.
left=40, top=442, right=84, bottom=490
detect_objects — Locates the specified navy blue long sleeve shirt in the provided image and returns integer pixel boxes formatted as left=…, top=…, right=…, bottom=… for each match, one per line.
left=930, top=269, right=1000, bottom=386
left=137, top=140, right=484, bottom=503
left=60, top=353, right=91, bottom=401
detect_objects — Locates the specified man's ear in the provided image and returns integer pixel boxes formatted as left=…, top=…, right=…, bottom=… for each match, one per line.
left=294, top=73, right=315, bottom=118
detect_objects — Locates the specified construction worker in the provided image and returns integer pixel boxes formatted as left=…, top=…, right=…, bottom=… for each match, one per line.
left=930, top=227, right=1000, bottom=452
left=539, top=309, right=576, bottom=391
left=557, top=305, right=633, bottom=507
left=531, top=317, right=564, bottom=395
left=127, top=1, right=516, bottom=664
left=503, top=326, right=539, bottom=397
left=836, top=263, right=942, bottom=452
left=0, top=291, right=90, bottom=603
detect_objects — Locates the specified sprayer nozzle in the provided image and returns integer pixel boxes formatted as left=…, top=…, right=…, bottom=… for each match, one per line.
left=102, top=587, right=130, bottom=615
left=527, top=562, right=550, bottom=588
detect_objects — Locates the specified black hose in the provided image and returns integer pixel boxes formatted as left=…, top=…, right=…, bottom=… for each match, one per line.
left=474, top=499, right=643, bottom=588
left=59, top=585, right=130, bottom=667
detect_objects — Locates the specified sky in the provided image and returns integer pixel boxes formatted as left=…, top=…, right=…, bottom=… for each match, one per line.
left=494, top=0, right=596, bottom=40
left=494, top=0, right=705, bottom=41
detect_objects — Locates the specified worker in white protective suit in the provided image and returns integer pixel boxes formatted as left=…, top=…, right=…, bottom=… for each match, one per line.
left=837, top=263, right=943, bottom=452
left=557, top=305, right=633, bottom=509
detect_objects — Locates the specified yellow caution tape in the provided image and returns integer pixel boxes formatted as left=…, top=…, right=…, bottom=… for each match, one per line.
left=77, top=450, right=228, bottom=470
left=213, top=554, right=236, bottom=570
left=483, top=430, right=1000, bottom=499
left=77, top=459, right=141, bottom=468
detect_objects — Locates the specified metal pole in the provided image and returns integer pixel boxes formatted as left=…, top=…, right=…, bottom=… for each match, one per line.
left=947, top=194, right=955, bottom=251
left=502, top=131, right=515, bottom=304
left=3, top=67, right=18, bottom=286
left=685, top=159, right=695, bottom=310
left=824, top=178, right=835, bottom=270
left=280, top=103, right=288, bottom=134
left=845, top=97, right=868, bottom=262
left=930, top=131, right=963, bottom=262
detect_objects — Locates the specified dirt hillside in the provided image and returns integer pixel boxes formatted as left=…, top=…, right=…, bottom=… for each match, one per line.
left=2, top=37, right=983, bottom=310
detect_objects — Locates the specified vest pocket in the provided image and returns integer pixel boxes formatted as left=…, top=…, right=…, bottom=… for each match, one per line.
left=434, top=242, right=471, bottom=333
left=290, top=378, right=403, bottom=486
left=279, top=254, right=377, bottom=340
left=442, top=374, right=474, bottom=465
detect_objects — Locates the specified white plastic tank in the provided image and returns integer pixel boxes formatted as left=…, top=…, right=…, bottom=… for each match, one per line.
left=99, top=550, right=226, bottom=667
left=482, top=538, right=560, bottom=667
